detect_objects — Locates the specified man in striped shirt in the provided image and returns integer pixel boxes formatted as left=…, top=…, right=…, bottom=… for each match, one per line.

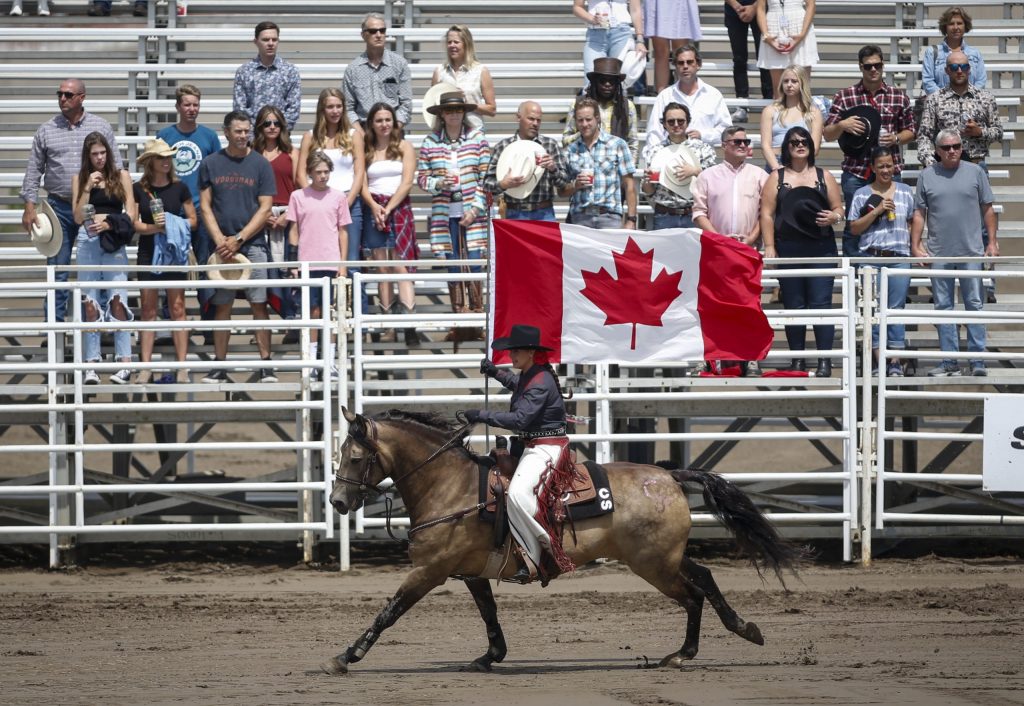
left=20, top=79, right=120, bottom=322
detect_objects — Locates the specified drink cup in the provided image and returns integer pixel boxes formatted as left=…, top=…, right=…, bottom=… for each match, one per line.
left=649, top=170, right=661, bottom=182
left=176, top=0, right=187, bottom=15
left=82, top=204, right=96, bottom=230
left=451, top=174, right=459, bottom=186
left=150, top=197, right=164, bottom=226
left=887, top=209, right=896, bottom=222
left=535, top=154, right=544, bottom=165
left=580, top=169, right=594, bottom=188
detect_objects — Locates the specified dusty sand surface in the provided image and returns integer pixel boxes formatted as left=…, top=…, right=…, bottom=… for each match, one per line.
left=1, top=555, right=1023, bottom=706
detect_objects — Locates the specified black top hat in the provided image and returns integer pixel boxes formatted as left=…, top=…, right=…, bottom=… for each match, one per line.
left=586, top=57, right=626, bottom=82
left=836, top=104, right=882, bottom=159
left=778, top=186, right=833, bottom=240
left=426, top=91, right=478, bottom=115
left=491, top=324, right=553, bottom=351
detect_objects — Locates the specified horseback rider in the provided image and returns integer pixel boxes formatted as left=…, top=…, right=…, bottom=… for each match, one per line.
left=463, top=324, right=571, bottom=583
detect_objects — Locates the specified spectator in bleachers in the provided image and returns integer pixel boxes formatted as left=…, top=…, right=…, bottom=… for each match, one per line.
left=132, top=139, right=197, bottom=385
left=157, top=84, right=222, bottom=329
left=253, top=105, right=299, bottom=329
left=849, top=147, right=914, bottom=378
left=573, top=0, right=648, bottom=84
left=646, top=0, right=702, bottom=92
left=563, top=57, right=639, bottom=162
left=72, top=132, right=137, bottom=385
left=297, top=88, right=366, bottom=314
left=759, top=66, right=823, bottom=171
left=417, top=91, right=491, bottom=344
left=824, top=45, right=915, bottom=257
left=233, top=22, right=302, bottom=132
left=760, top=126, right=844, bottom=377
left=755, top=0, right=819, bottom=99
left=344, top=13, right=413, bottom=131
left=431, top=24, right=497, bottom=130
left=484, top=101, right=570, bottom=222
left=921, top=6, right=986, bottom=95
left=561, top=97, right=637, bottom=229
left=88, top=0, right=145, bottom=16
left=724, top=0, right=772, bottom=123
left=21, top=79, right=121, bottom=323
left=9, top=0, right=49, bottom=16
left=641, top=102, right=716, bottom=229
left=199, top=111, right=277, bottom=384
left=646, top=45, right=731, bottom=149
left=911, top=128, right=998, bottom=378
left=286, top=151, right=352, bottom=381
left=361, top=102, right=418, bottom=346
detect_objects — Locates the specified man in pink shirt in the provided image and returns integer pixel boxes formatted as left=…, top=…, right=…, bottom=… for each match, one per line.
left=692, top=125, right=769, bottom=375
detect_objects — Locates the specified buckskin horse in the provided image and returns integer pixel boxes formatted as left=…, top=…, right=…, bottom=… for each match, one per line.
left=323, top=407, right=803, bottom=674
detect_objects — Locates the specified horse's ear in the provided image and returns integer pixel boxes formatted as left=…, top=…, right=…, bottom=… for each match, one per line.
left=342, top=407, right=357, bottom=424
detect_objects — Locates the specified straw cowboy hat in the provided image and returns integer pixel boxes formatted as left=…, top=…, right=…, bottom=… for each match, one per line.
left=779, top=186, right=833, bottom=240
left=426, top=90, right=478, bottom=116
left=420, top=81, right=458, bottom=128
left=29, top=199, right=62, bottom=258
left=206, top=252, right=252, bottom=281
left=586, top=56, right=626, bottom=83
left=137, top=137, right=178, bottom=162
left=495, top=139, right=546, bottom=200
left=651, top=142, right=700, bottom=200
left=491, top=323, right=553, bottom=351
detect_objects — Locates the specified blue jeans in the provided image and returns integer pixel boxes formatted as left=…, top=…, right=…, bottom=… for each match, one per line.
left=779, top=264, right=835, bottom=352
left=861, top=257, right=910, bottom=350
left=841, top=171, right=903, bottom=256
left=583, top=25, right=635, bottom=78
left=931, top=261, right=985, bottom=367
left=346, top=198, right=368, bottom=314
left=44, top=196, right=78, bottom=322
left=572, top=212, right=622, bottom=229
left=76, top=230, right=133, bottom=362
left=505, top=206, right=556, bottom=222
left=653, top=213, right=695, bottom=230
left=443, top=218, right=485, bottom=273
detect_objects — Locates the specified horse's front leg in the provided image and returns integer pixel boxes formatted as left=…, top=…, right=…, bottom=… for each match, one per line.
left=463, top=577, right=507, bottom=672
left=320, top=566, right=446, bottom=675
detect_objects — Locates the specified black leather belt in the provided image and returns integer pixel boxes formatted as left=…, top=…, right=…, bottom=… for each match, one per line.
left=867, top=248, right=905, bottom=258
left=519, top=427, right=567, bottom=440
left=654, top=204, right=693, bottom=216
left=509, top=200, right=553, bottom=210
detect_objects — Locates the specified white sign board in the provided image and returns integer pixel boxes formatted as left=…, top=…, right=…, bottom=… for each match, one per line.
left=983, top=395, right=1024, bottom=492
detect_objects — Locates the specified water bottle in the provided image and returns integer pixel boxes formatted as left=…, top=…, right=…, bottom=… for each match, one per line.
left=777, top=16, right=792, bottom=49
left=150, top=197, right=164, bottom=229
left=82, top=203, right=96, bottom=231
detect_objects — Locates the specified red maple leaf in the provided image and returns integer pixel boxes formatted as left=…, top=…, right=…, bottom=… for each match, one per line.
left=580, top=237, right=683, bottom=350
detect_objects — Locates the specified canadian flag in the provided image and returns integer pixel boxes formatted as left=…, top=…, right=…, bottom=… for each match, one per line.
left=488, top=220, right=773, bottom=364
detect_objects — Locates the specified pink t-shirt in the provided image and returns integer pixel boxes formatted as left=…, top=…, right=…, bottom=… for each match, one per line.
left=285, top=186, right=352, bottom=271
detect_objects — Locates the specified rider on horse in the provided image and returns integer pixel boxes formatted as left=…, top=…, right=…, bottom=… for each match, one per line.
left=463, top=324, right=572, bottom=584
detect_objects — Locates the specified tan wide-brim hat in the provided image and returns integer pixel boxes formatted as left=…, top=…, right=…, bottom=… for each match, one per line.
left=653, top=142, right=700, bottom=200
left=137, top=137, right=178, bottom=163
left=206, top=252, right=252, bottom=281
left=495, top=139, right=546, bottom=201
left=29, top=199, right=62, bottom=258
left=421, top=81, right=458, bottom=128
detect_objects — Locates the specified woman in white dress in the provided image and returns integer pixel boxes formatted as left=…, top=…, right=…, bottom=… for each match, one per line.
left=645, top=0, right=701, bottom=91
left=431, top=24, right=497, bottom=130
left=756, top=0, right=819, bottom=98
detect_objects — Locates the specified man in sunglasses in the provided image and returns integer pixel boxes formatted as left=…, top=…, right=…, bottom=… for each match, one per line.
left=645, top=45, right=732, bottom=149
left=343, top=12, right=412, bottom=131
left=233, top=21, right=302, bottom=131
left=824, top=45, right=915, bottom=257
left=910, top=128, right=998, bottom=377
left=20, top=78, right=121, bottom=322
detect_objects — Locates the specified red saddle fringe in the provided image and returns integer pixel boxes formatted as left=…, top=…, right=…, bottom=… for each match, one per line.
left=532, top=441, right=580, bottom=575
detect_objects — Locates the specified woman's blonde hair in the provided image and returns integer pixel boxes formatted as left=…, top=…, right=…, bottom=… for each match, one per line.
left=771, top=66, right=814, bottom=125
left=443, top=24, right=479, bottom=69
left=311, top=88, right=355, bottom=155
left=252, top=105, right=294, bottom=154
left=138, top=152, right=179, bottom=194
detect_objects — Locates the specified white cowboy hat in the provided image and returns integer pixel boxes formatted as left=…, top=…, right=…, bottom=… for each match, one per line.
left=206, top=252, right=252, bottom=282
left=421, top=81, right=458, bottom=129
left=495, top=139, right=546, bottom=201
left=617, top=42, right=647, bottom=90
left=137, top=137, right=178, bottom=163
left=652, top=142, right=700, bottom=200
left=29, top=199, right=62, bottom=258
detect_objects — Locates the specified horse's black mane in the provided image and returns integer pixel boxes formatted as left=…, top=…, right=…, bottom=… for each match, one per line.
left=372, top=409, right=479, bottom=461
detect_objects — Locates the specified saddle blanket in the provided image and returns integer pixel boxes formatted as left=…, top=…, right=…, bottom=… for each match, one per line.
left=476, top=459, right=614, bottom=523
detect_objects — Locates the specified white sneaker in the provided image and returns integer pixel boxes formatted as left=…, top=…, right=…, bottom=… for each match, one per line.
left=38, top=1, right=50, bottom=15
left=10, top=2, right=23, bottom=15
left=84, top=369, right=100, bottom=385
left=110, top=369, right=132, bottom=385
left=730, top=107, right=748, bottom=123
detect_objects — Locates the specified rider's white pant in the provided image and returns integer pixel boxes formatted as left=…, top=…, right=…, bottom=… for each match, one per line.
left=507, top=442, right=563, bottom=569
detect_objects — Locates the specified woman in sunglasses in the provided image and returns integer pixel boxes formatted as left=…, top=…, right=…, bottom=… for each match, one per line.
left=760, top=66, right=822, bottom=172
left=760, top=125, right=843, bottom=377
left=254, top=105, right=299, bottom=325
left=921, top=6, right=986, bottom=95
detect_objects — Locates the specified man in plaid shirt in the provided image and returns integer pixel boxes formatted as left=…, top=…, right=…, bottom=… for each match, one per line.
left=824, top=45, right=916, bottom=256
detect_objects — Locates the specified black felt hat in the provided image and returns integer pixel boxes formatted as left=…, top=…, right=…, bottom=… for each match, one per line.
left=860, top=193, right=885, bottom=218
left=779, top=186, right=833, bottom=240
left=491, top=324, right=553, bottom=351
left=836, top=104, right=882, bottom=159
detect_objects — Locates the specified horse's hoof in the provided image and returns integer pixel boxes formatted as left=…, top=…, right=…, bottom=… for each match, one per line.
left=658, top=653, right=692, bottom=669
left=319, top=656, right=349, bottom=675
left=743, top=622, right=765, bottom=646
left=461, top=658, right=493, bottom=673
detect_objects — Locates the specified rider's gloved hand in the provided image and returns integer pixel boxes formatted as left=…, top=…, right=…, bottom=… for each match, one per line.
left=463, top=410, right=484, bottom=424
left=480, top=357, right=498, bottom=377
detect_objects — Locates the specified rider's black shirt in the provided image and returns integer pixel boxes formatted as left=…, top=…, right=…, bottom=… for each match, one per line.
left=478, top=364, right=566, bottom=433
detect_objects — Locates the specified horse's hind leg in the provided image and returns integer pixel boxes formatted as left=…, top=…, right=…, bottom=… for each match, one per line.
left=681, top=556, right=764, bottom=646
left=629, top=563, right=706, bottom=667
left=463, top=577, right=507, bottom=672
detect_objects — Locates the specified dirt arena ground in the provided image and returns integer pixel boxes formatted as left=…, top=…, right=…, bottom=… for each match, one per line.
left=2, top=553, right=1023, bottom=706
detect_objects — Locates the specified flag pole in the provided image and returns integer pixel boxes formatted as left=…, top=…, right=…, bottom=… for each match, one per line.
left=481, top=205, right=492, bottom=452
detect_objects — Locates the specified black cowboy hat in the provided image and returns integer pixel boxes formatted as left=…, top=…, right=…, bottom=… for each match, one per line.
left=779, top=186, right=833, bottom=240
left=491, top=324, right=553, bottom=351
left=860, top=193, right=885, bottom=218
left=836, top=104, right=882, bottom=159
left=425, top=90, right=477, bottom=115
left=586, top=57, right=626, bottom=83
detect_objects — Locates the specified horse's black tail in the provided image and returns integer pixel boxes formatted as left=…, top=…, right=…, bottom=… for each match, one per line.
left=658, top=461, right=807, bottom=589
